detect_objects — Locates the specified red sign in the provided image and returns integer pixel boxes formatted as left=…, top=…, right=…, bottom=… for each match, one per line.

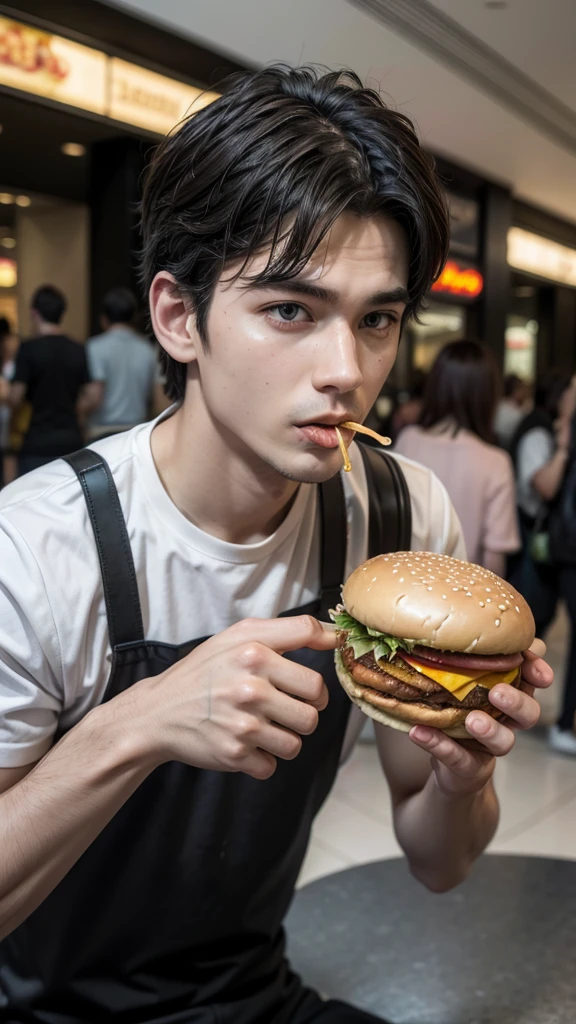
left=431, top=260, right=484, bottom=299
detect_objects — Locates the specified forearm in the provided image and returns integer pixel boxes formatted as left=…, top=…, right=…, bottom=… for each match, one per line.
left=532, top=449, right=569, bottom=501
left=393, top=772, right=499, bottom=893
left=0, top=702, right=155, bottom=940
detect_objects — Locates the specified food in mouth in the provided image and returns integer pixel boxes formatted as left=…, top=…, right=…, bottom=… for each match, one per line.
left=331, top=551, right=535, bottom=738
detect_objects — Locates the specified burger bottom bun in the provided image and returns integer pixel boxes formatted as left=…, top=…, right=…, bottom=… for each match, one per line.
left=335, top=650, right=488, bottom=740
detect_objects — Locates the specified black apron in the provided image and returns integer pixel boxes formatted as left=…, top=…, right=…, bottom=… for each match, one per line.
left=0, top=445, right=411, bottom=1024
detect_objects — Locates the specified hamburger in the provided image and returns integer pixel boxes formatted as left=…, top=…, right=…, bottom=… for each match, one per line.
left=332, top=552, right=535, bottom=739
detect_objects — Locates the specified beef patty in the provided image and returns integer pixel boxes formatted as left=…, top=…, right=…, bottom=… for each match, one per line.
left=339, top=643, right=520, bottom=711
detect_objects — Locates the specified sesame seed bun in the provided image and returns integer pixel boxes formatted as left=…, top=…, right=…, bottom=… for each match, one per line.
left=342, top=552, right=535, bottom=656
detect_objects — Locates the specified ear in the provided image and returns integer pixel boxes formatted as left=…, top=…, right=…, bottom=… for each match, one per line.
left=149, top=271, right=200, bottom=363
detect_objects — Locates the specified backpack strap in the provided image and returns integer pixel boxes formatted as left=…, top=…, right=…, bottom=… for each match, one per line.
left=63, top=449, right=145, bottom=648
left=358, top=442, right=412, bottom=558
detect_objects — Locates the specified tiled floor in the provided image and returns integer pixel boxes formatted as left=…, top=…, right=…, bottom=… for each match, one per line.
left=299, top=604, right=576, bottom=886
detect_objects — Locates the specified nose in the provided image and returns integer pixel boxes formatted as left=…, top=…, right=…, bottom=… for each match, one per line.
left=311, top=321, right=364, bottom=395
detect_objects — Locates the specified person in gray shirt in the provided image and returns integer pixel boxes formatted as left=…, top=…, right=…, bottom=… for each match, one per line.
left=87, top=288, right=160, bottom=439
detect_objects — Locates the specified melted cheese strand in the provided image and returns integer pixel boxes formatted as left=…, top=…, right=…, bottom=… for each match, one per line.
left=341, top=421, right=392, bottom=447
left=335, top=426, right=352, bottom=472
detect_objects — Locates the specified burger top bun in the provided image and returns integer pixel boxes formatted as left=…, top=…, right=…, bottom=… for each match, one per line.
left=342, top=552, right=535, bottom=656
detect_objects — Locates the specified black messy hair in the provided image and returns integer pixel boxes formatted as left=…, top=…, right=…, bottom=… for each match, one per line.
left=140, top=65, right=449, bottom=401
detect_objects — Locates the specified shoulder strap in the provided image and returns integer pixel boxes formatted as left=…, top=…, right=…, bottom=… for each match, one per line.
left=63, top=449, right=145, bottom=648
left=317, top=472, right=347, bottom=620
left=359, top=443, right=412, bottom=558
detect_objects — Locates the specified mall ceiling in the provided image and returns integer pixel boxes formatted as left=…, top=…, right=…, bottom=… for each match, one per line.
left=107, top=0, right=576, bottom=225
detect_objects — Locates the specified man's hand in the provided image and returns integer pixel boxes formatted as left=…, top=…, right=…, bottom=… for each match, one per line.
left=115, top=616, right=335, bottom=781
left=407, top=640, right=553, bottom=798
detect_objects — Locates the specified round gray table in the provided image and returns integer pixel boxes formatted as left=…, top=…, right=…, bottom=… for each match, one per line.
left=285, top=855, right=576, bottom=1024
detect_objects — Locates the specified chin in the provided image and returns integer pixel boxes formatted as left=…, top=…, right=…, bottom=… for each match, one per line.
left=262, top=448, right=343, bottom=484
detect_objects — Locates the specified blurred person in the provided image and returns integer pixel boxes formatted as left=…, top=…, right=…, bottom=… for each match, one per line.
left=86, top=287, right=162, bottom=440
left=518, top=375, right=576, bottom=755
left=0, top=68, right=551, bottom=1024
left=494, top=373, right=530, bottom=450
left=395, top=340, right=520, bottom=574
left=7, top=285, right=100, bottom=475
left=391, top=368, right=426, bottom=439
left=507, top=371, right=576, bottom=639
left=0, top=317, right=19, bottom=487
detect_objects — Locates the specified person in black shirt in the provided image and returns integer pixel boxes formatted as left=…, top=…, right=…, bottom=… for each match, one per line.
left=9, top=285, right=99, bottom=475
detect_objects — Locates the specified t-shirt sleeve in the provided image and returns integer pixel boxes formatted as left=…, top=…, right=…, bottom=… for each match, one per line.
left=483, top=452, right=521, bottom=554
left=86, top=342, right=105, bottom=383
left=12, top=341, right=31, bottom=388
left=0, top=518, right=63, bottom=767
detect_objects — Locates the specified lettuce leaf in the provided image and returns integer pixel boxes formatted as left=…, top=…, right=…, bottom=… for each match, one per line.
left=329, top=606, right=415, bottom=662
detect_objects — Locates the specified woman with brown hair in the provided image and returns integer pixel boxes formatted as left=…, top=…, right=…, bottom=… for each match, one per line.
left=395, top=339, right=520, bottom=574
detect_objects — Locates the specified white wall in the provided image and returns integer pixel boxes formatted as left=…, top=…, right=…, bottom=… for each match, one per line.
left=16, top=203, right=89, bottom=341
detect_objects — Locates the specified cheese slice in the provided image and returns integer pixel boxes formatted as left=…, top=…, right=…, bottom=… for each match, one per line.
left=403, top=655, right=519, bottom=702
left=451, top=667, right=519, bottom=701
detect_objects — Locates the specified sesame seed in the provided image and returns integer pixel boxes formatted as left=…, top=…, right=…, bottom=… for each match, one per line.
left=515, top=606, right=520, bottom=613
left=371, top=577, right=377, bottom=582
left=442, top=594, right=447, bottom=599
left=452, top=587, right=459, bottom=591
left=486, top=588, right=491, bottom=592
left=427, top=586, right=433, bottom=591
left=486, top=598, right=491, bottom=603
left=399, top=577, right=404, bottom=583
left=392, top=569, right=398, bottom=574
left=479, top=601, right=485, bottom=607
left=498, top=604, right=506, bottom=611
left=495, top=619, right=501, bottom=626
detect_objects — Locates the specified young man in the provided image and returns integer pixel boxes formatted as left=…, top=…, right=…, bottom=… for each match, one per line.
left=0, top=67, right=550, bottom=1023
left=86, top=287, right=160, bottom=440
left=7, top=286, right=99, bottom=475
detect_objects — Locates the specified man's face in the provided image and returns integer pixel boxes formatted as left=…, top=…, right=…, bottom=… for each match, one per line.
left=189, top=212, right=409, bottom=482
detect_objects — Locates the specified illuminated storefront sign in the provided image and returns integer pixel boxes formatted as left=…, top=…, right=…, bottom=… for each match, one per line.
left=431, top=259, right=484, bottom=299
left=0, top=17, right=218, bottom=135
left=507, top=227, right=576, bottom=288
left=0, top=258, right=17, bottom=288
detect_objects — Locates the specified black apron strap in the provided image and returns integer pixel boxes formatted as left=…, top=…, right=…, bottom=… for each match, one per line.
left=318, top=472, right=347, bottom=620
left=63, top=449, right=145, bottom=647
left=359, top=443, right=412, bottom=557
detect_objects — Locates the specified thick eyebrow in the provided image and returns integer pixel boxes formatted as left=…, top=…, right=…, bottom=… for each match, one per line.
left=246, top=279, right=409, bottom=307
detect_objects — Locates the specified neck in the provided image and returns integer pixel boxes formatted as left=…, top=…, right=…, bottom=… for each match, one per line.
left=150, top=393, right=300, bottom=545
left=36, top=321, right=62, bottom=336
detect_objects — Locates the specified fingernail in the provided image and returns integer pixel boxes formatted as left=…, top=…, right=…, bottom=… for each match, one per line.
left=412, top=726, right=434, bottom=742
left=492, top=689, right=509, bottom=705
left=470, top=715, right=490, bottom=735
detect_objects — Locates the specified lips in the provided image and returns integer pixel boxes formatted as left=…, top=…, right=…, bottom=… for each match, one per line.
left=297, top=423, right=355, bottom=449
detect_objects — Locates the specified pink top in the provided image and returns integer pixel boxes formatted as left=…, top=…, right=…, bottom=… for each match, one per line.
left=394, top=425, right=520, bottom=566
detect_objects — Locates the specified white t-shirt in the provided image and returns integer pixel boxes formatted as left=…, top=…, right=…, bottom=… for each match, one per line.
left=516, top=427, right=554, bottom=519
left=0, top=416, right=465, bottom=768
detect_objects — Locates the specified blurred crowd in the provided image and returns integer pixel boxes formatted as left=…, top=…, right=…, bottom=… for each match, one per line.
left=2, top=310, right=576, bottom=750
left=0, top=284, right=169, bottom=487
left=376, top=341, right=576, bottom=755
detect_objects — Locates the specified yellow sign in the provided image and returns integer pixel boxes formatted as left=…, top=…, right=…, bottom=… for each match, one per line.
left=0, top=17, right=107, bottom=114
left=508, top=227, right=576, bottom=288
left=0, top=17, right=218, bottom=135
left=109, top=59, right=218, bottom=135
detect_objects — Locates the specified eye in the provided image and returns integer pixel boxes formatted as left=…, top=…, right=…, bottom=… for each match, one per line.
left=265, top=302, right=311, bottom=324
left=361, top=311, right=398, bottom=330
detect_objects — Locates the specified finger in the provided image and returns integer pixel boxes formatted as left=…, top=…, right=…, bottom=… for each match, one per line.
left=261, top=687, right=321, bottom=735
left=234, top=644, right=328, bottom=710
left=239, top=749, right=278, bottom=781
left=256, top=723, right=305, bottom=761
left=489, top=685, right=541, bottom=730
left=521, top=651, right=554, bottom=689
left=464, top=712, right=516, bottom=756
left=529, top=638, right=546, bottom=658
left=232, top=615, right=337, bottom=654
left=409, top=725, right=491, bottom=778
